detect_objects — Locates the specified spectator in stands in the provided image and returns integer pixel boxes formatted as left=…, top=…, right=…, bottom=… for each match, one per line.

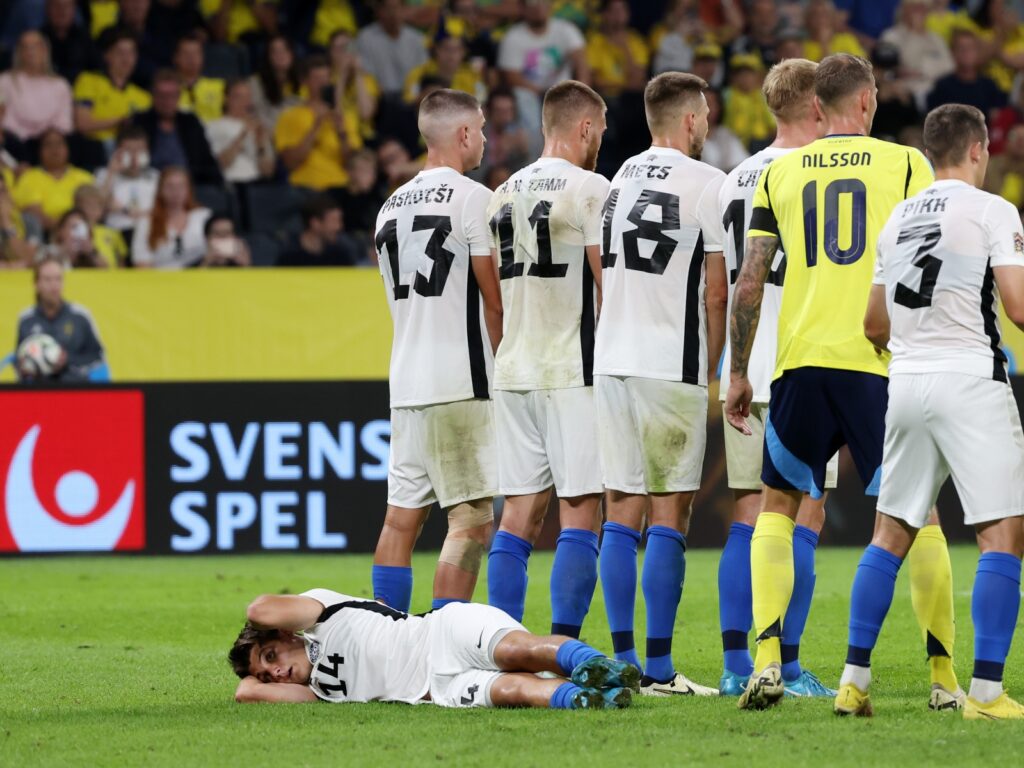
left=376, top=136, right=420, bottom=191
left=74, top=184, right=128, bottom=268
left=647, top=0, right=702, bottom=57
left=498, top=0, right=589, bottom=136
left=133, top=68, right=223, bottom=184
left=444, top=0, right=501, bottom=70
left=879, top=0, right=953, bottom=110
left=41, top=0, right=95, bottom=84
left=279, top=193, right=360, bottom=266
left=775, top=27, right=805, bottom=63
left=0, top=31, right=74, bottom=163
left=131, top=165, right=212, bottom=268
left=701, top=87, right=748, bottom=173
left=404, top=31, right=485, bottom=103
left=481, top=88, right=530, bottom=177
left=485, top=164, right=511, bottom=191
left=12, top=129, right=94, bottom=233
left=73, top=27, right=152, bottom=149
left=16, top=256, right=106, bottom=382
left=275, top=54, right=360, bottom=192
left=306, top=0, right=359, bottom=49
left=729, top=0, right=783, bottom=67
left=835, top=0, right=900, bottom=43
left=803, top=0, right=867, bottom=61
left=722, top=53, right=775, bottom=153
left=250, top=34, right=301, bottom=135
left=985, top=123, right=1024, bottom=209
left=174, top=32, right=226, bottom=123
left=106, top=0, right=165, bottom=86
left=41, top=209, right=108, bottom=269
left=201, top=213, right=251, bottom=266
left=871, top=42, right=921, bottom=143
left=142, top=0, right=208, bottom=73
left=334, top=148, right=384, bottom=260
left=586, top=0, right=648, bottom=98
left=991, top=85, right=1024, bottom=155
left=328, top=29, right=380, bottom=145
left=95, top=125, right=159, bottom=240
left=355, top=0, right=429, bottom=99
left=203, top=0, right=278, bottom=46
left=0, top=172, right=35, bottom=268
left=205, top=79, right=275, bottom=184
left=927, top=28, right=1007, bottom=118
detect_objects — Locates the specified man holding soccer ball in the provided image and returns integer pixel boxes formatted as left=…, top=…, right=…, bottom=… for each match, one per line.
left=14, top=255, right=106, bottom=382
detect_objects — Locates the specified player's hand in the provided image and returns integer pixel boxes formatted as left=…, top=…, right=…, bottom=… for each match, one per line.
left=724, top=376, right=753, bottom=435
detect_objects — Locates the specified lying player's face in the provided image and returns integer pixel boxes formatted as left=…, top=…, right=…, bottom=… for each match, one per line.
left=583, top=111, right=606, bottom=172
left=249, top=635, right=313, bottom=685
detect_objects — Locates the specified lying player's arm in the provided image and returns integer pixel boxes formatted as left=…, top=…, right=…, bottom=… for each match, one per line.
left=475, top=252, right=504, bottom=353
left=235, top=676, right=318, bottom=703
left=863, top=284, right=891, bottom=351
left=994, top=265, right=1024, bottom=331
left=704, top=251, right=727, bottom=381
left=585, top=244, right=603, bottom=314
left=246, top=595, right=324, bottom=632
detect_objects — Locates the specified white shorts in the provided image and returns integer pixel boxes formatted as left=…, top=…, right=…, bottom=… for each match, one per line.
left=722, top=403, right=838, bottom=491
left=494, top=387, right=603, bottom=497
left=878, top=373, right=1024, bottom=528
left=388, top=399, right=497, bottom=509
left=427, top=602, right=526, bottom=708
left=596, top=375, right=707, bottom=494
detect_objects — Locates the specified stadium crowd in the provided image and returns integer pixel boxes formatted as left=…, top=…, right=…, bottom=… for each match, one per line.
left=0, top=0, right=1022, bottom=270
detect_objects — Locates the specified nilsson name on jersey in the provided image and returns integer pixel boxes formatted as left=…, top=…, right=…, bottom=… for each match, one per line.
left=380, top=184, right=456, bottom=213
left=801, top=150, right=872, bottom=168
left=900, top=192, right=948, bottom=217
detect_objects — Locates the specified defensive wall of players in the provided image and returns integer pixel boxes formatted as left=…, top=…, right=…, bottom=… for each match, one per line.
left=0, top=269, right=1021, bottom=556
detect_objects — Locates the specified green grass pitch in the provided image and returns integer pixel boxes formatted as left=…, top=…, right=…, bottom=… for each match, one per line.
left=3, top=546, right=1024, bottom=767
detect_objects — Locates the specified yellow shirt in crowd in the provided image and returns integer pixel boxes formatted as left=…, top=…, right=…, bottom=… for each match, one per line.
left=586, top=30, right=650, bottom=96
left=73, top=71, right=152, bottom=141
left=88, top=0, right=119, bottom=38
left=723, top=87, right=775, bottom=148
left=179, top=77, right=227, bottom=122
left=93, top=223, right=128, bottom=268
left=403, top=61, right=483, bottom=102
left=803, top=33, right=867, bottom=62
left=200, top=0, right=278, bottom=43
left=13, top=167, right=95, bottom=222
left=311, top=0, right=358, bottom=47
left=274, top=104, right=362, bottom=190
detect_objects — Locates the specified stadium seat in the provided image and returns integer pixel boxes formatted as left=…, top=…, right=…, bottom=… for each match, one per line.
left=245, top=232, right=283, bottom=267
left=244, top=183, right=307, bottom=238
left=203, top=43, right=250, bottom=80
left=195, top=184, right=239, bottom=222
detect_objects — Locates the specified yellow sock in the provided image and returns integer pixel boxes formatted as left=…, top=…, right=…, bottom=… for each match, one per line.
left=907, top=524, right=958, bottom=691
left=751, top=512, right=795, bottom=673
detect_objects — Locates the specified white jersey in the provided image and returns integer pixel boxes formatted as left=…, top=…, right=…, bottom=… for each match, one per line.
left=719, top=147, right=792, bottom=402
left=594, top=146, right=726, bottom=384
left=376, top=166, right=494, bottom=408
left=486, top=157, right=610, bottom=390
left=876, top=179, right=1024, bottom=381
left=301, top=589, right=431, bottom=704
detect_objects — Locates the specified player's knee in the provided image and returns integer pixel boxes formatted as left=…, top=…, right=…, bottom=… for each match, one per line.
left=439, top=500, right=494, bottom=571
left=382, top=505, right=428, bottom=537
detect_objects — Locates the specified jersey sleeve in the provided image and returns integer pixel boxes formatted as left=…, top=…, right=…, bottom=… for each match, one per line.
left=985, top=197, right=1024, bottom=268
left=696, top=173, right=726, bottom=252
left=463, top=184, right=493, bottom=257
left=301, top=589, right=352, bottom=611
left=747, top=165, right=778, bottom=238
left=577, top=172, right=611, bottom=246
left=905, top=148, right=934, bottom=198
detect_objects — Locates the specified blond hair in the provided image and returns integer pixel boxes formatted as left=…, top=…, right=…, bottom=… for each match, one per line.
left=763, top=58, right=818, bottom=123
left=644, top=72, right=708, bottom=134
left=814, top=53, right=874, bottom=111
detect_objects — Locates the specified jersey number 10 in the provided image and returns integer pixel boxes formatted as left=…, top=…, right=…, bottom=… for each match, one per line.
left=801, top=178, right=867, bottom=267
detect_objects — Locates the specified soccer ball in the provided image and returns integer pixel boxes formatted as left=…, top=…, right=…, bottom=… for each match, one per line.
left=16, top=333, right=66, bottom=378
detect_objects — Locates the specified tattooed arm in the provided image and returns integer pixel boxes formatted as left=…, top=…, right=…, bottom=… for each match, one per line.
left=724, top=234, right=779, bottom=434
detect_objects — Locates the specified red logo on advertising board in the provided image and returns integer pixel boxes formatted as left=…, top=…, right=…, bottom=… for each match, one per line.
left=0, top=391, right=144, bottom=552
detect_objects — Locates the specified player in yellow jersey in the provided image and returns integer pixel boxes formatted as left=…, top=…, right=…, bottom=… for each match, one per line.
left=725, top=54, right=962, bottom=711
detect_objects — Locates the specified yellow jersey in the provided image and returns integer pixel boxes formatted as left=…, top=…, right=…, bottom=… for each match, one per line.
left=93, top=223, right=127, bottom=268
left=200, top=0, right=278, bottom=43
left=585, top=30, right=650, bottom=97
left=747, top=134, right=933, bottom=378
left=311, top=0, right=358, bottom=47
left=73, top=71, right=152, bottom=141
left=179, top=77, right=226, bottom=122
left=274, top=104, right=362, bottom=189
left=12, top=166, right=95, bottom=222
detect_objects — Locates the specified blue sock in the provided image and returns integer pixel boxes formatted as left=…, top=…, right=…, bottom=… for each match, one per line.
left=549, top=681, right=584, bottom=709
left=599, top=522, right=642, bottom=669
left=555, top=638, right=604, bottom=676
left=431, top=597, right=466, bottom=611
left=550, top=528, right=599, bottom=638
left=718, top=522, right=754, bottom=677
left=846, top=545, right=903, bottom=667
left=372, top=565, right=413, bottom=613
left=487, top=531, right=532, bottom=622
left=642, top=525, right=686, bottom=683
left=972, top=552, right=1022, bottom=682
left=782, top=525, right=819, bottom=682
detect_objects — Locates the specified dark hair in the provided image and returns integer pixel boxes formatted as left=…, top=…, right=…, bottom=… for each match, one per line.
left=204, top=213, right=234, bottom=238
left=486, top=87, right=516, bottom=112
left=98, top=25, right=137, bottom=55
left=542, top=79, right=605, bottom=134
left=301, top=53, right=331, bottom=81
left=116, top=124, right=148, bottom=144
left=151, top=68, right=181, bottom=88
left=814, top=53, right=874, bottom=110
left=301, top=194, right=341, bottom=228
left=258, top=35, right=300, bottom=107
left=644, top=71, right=708, bottom=133
left=923, top=103, right=987, bottom=168
left=228, top=624, right=280, bottom=679
left=57, top=207, right=87, bottom=230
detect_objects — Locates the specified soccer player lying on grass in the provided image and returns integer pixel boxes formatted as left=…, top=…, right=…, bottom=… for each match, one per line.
left=229, top=589, right=639, bottom=710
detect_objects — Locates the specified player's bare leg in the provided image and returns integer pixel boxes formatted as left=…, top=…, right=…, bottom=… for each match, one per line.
left=487, top=488, right=553, bottom=621
left=372, top=504, right=430, bottom=611
left=738, top=487, right=801, bottom=710
left=550, top=493, right=602, bottom=637
left=433, top=498, right=494, bottom=608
